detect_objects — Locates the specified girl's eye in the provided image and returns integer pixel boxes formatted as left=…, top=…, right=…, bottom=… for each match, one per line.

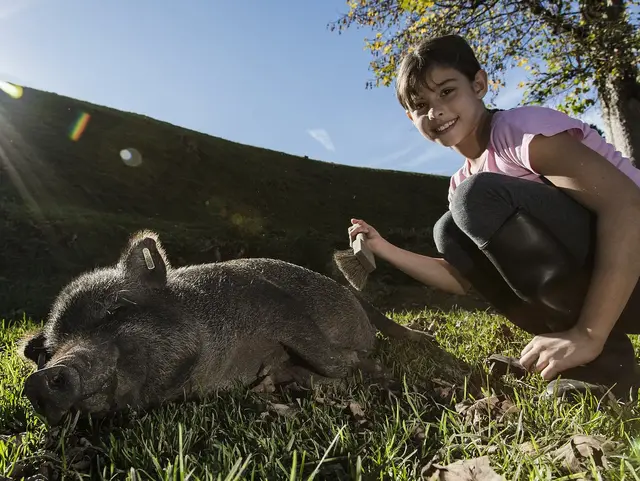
left=441, top=88, right=454, bottom=96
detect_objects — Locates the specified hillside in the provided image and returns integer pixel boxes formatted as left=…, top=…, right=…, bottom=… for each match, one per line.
left=0, top=86, right=457, bottom=320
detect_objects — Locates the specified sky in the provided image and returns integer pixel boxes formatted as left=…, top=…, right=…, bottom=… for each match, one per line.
left=0, top=0, right=606, bottom=178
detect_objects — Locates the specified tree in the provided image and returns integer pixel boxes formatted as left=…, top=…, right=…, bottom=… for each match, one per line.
left=329, top=0, right=640, bottom=165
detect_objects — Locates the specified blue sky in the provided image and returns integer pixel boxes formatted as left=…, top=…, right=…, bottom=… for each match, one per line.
left=0, top=0, right=605, bottom=177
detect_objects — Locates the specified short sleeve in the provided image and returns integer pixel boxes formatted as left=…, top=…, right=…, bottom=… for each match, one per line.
left=447, top=167, right=465, bottom=209
left=447, top=177, right=455, bottom=206
left=490, top=106, right=588, bottom=174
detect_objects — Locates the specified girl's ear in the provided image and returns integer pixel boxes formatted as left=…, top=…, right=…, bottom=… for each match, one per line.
left=473, top=69, right=489, bottom=99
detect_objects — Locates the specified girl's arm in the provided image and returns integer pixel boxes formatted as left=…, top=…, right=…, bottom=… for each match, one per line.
left=348, top=219, right=471, bottom=295
left=374, top=242, right=471, bottom=295
left=524, top=131, right=640, bottom=375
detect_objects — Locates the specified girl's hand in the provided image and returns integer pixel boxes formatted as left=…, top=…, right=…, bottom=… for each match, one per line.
left=348, top=218, right=387, bottom=255
left=519, top=326, right=606, bottom=380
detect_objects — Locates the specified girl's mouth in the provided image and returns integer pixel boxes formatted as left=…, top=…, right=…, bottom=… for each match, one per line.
left=434, top=118, right=458, bottom=135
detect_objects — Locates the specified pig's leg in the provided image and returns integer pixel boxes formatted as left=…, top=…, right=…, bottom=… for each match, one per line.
left=286, top=365, right=349, bottom=388
left=279, top=322, right=370, bottom=379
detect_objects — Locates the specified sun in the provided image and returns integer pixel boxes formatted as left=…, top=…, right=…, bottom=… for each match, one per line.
left=0, top=80, right=23, bottom=99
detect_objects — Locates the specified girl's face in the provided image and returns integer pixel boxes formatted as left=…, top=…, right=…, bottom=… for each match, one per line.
left=406, top=65, right=489, bottom=155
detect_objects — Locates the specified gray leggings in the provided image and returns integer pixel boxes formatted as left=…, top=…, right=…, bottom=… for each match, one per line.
left=433, top=171, right=640, bottom=335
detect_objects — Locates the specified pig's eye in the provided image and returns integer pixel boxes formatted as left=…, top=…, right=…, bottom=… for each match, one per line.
left=48, top=372, right=66, bottom=390
left=106, top=306, right=122, bottom=317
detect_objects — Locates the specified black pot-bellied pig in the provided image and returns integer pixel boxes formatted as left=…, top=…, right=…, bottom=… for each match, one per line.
left=18, top=230, right=430, bottom=425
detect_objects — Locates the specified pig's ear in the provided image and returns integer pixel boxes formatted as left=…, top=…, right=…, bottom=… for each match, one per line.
left=119, top=230, right=170, bottom=288
left=18, top=330, right=51, bottom=368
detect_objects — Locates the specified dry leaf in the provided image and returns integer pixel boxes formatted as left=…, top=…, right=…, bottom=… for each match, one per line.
left=485, top=354, right=528, bottom=379
left=266, top=402, right=297, bottom=417
left=412, top=425, right=427, bottom=443
left=553, top=434, right=620, bottom=473
left=455, top=395, right=519, bottom=427
left=517, top=441, right=537, bottom=456
left=345, top=401, right=370, bottom=428
left=434, top=386, right=453, bottom=400
left=429, top=456, right=506, bottom=481
left=348, top=402, right=365, bottom=419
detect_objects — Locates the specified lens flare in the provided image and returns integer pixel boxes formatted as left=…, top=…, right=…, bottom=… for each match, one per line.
left=0, top=81, right=23, bottom=99
left=69, top=112, right=91, bottom=141
left=120, top=148, right=143, bottom=167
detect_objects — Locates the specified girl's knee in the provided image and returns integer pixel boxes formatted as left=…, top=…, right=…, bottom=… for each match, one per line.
left=450, top=173, right=517, bottom=242
left=450, top=172, right=506, bottom=214
left=433, top=211, right=459, bottom=253
left=433, top=211, right=477, bottom=273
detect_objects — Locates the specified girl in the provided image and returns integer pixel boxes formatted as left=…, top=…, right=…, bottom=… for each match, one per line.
left=348, top=34, right=640, bottom=400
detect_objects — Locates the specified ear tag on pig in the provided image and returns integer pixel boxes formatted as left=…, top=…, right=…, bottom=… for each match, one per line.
left=142, top=248, right=155, bottom=270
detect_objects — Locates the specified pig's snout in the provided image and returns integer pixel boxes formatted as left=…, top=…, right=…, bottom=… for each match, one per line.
left=24, top=365, right=81, bottom=425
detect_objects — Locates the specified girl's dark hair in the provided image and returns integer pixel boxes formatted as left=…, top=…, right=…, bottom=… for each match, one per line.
left=395, top=34, right=482, bottom=111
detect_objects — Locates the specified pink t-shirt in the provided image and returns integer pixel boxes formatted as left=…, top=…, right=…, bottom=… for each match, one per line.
left=448, top=105, right=640, bottom=208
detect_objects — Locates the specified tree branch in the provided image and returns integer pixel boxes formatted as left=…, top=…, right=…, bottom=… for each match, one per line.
left=522, top=0, right=587, bottom=39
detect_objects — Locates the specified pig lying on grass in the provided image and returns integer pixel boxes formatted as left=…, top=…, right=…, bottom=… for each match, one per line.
left=18, top=230, right=430, bottom=425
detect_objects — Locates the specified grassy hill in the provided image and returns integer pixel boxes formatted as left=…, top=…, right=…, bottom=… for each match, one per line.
left=0, top=86, right=455, bottom=320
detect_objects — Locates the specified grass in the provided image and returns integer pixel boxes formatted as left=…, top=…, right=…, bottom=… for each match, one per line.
left=1, top=85, right=639, bottom=480
left=2, top=309, right=640, bottom=480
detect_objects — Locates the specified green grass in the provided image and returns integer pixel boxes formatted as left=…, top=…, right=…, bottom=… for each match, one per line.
left=2, top=309, right=640, bottom=480
left=2, top=83, right=639, bottom=480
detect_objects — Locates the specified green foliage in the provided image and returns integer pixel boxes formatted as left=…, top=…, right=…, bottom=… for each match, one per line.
left=329, top=0, right=640, bottom=116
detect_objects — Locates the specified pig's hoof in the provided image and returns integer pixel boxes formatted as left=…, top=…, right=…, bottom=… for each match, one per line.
left=251, top=375, right=276, bottom=393
left=355, top=358, right=383, bottom=374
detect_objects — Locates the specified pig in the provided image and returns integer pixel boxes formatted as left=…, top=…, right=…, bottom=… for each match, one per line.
left=18, top=230, right=430, bottom=425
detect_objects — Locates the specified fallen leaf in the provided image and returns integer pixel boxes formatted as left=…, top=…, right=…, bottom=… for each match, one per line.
left=348, top=402, right=365, bottom=419
left=411, top=425, right=427, bottom=444
left=517, top=441, right=537, bottom=456
left=553, top=434, right=620, bottom=473
left=485, top=445, right=499, bottom=455
left=434, top=386, right=453, bottom=400
left=266, top=402, right=297, bottom=417
left=485, top=354, right=528, bottom=379
left=429, top=456, right=506, bottom=480
left=455, top=395, right=519, bottom=427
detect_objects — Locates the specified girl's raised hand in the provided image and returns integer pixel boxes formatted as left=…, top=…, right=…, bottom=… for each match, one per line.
left=348, top=218, right=386, bottom=254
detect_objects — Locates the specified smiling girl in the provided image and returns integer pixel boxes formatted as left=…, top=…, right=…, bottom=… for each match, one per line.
left=348, top=34, right=640, bottom=400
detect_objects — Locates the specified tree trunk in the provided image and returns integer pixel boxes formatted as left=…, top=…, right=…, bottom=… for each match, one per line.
left=598, top=74, right=640, bottom=168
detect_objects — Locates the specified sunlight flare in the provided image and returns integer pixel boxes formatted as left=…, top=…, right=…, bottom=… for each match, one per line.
left=0, top=81, right=23, bottom=99
left=69, top=112, right=91, bottom=141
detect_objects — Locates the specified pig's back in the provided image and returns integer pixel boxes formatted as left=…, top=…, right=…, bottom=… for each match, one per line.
left=169, top=258, right=376, bottom=349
